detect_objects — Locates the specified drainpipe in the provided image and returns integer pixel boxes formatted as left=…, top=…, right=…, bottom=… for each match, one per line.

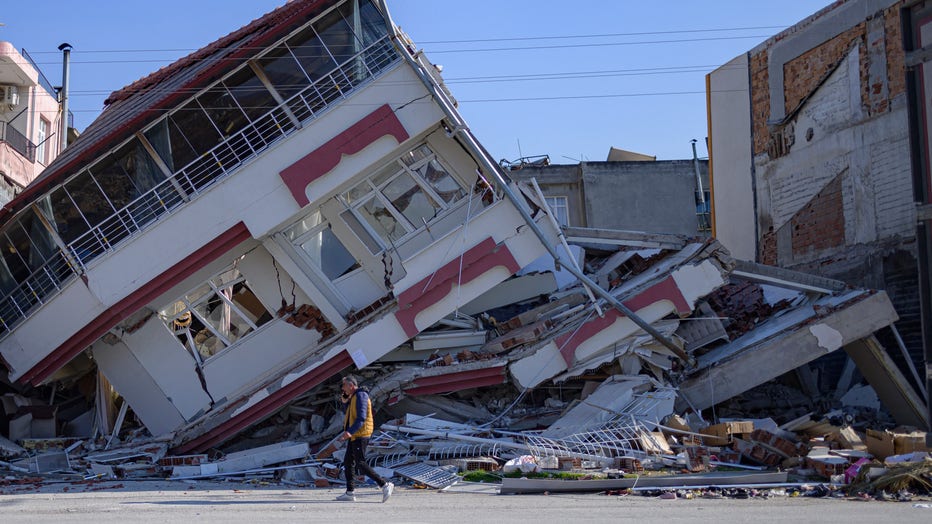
left=691, top=139, right=705, bottom=204
left=58, top=43, right=72, bottom=151
left=692, top=139, right=707, bottom=232
left=375, top=1, right=692, bottom=365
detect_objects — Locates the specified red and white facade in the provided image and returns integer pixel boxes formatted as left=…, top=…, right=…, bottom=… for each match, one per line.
left=0, top=0, right=560, bottom=450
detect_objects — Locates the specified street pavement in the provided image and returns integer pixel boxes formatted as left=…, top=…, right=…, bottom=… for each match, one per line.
left=0, top=480, right=930, bottom=523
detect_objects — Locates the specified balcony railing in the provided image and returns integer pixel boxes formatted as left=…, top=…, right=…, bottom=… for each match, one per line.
left=0, top=36, right=401, bottom=336
left=0, top=122, right=37, bottom=162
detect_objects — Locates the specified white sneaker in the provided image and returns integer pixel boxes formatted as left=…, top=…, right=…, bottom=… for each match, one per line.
left=381, top=482, right=394, bottom=503
left=335, top=492, right=356, bottom=502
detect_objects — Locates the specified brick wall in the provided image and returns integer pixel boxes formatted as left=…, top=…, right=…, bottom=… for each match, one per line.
left=750, top=52, right=771, bottom=156
left=750, top=2, right=906, bottom=157
left=873, top=134, right=915, bottom=239
left=786, top=25, right=865, bottom=114
left=885, top=7, right=906, bottom=98
left=791, top=174, right=845, bottom=258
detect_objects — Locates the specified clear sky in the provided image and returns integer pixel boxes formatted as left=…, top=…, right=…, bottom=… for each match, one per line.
left=1, top=0, right=832, bottom=163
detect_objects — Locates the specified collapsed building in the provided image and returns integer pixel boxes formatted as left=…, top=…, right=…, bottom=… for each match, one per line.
left=0, top=0, right=929, bottom=493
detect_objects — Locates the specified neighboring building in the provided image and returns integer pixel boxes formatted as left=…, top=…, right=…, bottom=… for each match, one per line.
left=707, top=0, right=930, bottom=431
left=0, top=0, right=564, bottom=451
left=505, top=152, right=710, bottom=237
left=0, top=43, right=66, bottom=203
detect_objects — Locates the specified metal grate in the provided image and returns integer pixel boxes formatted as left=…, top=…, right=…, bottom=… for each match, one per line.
left=393, top=463, right=460, bottom=489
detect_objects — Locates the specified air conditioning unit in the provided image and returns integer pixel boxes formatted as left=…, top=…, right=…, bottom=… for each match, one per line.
left=0, top=85, right=20, bottom=110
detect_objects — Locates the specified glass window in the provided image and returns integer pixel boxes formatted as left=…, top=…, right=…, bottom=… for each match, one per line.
left=90, top=139, right=165, bottom=213
left=382, top=172, right=440, bottom=227
left=198, top=85, right=249, bottom=139
left=315, top=4, right=360, bottom=66
left=416, top=159, right=466, bottom=204
left=223, top=67, right=277, bottom=122
left=357, top=195, right=405, bottom=244
left=285, top=211, right=361, bottom=281
left=300, top=226, right=359, bottom=280
left=357, top=0, right=389, bottom=46
left=162, top=100, right=223, bottom=168
left=545, top=196, right=569, bottom=226
left=144, top=118, right=197, bottom=173
left=287, top=26, right=338, bottom=83
left=37, top=118, right=49, bottom=165
left=341, top=143, right=466, bottom=247
left=159, top=263, right=272, bottom=361
left=258, top=45, right=311, bottom=101
left=64, top=170, right=114, bottom=230
left=283, top=209, right=324, bottom=242
left=87, top=154, right=133, bottom=212
left=41, top=187, right=90, bottom=245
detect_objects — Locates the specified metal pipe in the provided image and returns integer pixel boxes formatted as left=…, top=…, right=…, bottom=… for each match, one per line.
left=376, top=2, right=692, bottom=364
left=58, top=43, right=72, bottom=150
left=691, top=139, right=705, bottom=204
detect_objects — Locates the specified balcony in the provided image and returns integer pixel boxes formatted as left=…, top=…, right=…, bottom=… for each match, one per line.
left=0, top=36, right=401, bottom=338
left=0, top=121, right=36, bottom=162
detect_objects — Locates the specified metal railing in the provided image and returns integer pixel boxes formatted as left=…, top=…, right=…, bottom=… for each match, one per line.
left=21, top=49, right=59, bottom=100
left=0, top=121, right=37, bottom=162
left=0, top=36, right=401, bottom=337
left=0, top=250, right=74, bottom=332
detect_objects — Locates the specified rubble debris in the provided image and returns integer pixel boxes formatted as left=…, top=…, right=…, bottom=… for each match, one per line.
left=1, top=230, right=928, bottom=500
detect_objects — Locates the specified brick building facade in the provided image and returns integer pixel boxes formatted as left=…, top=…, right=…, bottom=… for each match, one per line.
left=708, top=0, right=930, bottom=431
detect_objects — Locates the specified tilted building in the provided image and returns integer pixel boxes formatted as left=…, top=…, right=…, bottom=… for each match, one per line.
left=0, top=0, right=567, bottom=451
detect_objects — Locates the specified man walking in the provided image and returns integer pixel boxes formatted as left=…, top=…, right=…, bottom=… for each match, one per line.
left=335, top=375, right=394, bottom=502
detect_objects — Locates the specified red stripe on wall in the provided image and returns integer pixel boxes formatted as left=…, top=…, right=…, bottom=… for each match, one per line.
left=557, top=275, right=692, bottom=366
left=403, top=366, right=507, bottom=396
left=394, top=238, right=519, bottom=337
left=280, top=104, right=409, bottom=206
left=172, top=350, right=353, bottom=454
left=20, top=222, right=251, bottom=386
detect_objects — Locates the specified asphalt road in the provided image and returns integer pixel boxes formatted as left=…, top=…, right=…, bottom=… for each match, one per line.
left=0, top=480, right=930, bottom=523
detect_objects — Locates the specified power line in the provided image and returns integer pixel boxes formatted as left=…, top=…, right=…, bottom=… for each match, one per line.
left=17, top=25, right=787, bottom=55
left=423, top=35, right=770, bottom=54
left=30, top=63, right=749, bottom=97
left=416, top=26, right=787, bottom=44
left=57, top=89, right=746, bottom=115
left=18, top=34, right=770, bottom=67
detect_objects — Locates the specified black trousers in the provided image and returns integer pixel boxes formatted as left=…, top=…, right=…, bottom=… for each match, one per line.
left=343, top=437, right=385, bottom=492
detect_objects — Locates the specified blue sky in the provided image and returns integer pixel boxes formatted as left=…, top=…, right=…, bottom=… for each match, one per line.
left=1, top=1, right=831, bottom=163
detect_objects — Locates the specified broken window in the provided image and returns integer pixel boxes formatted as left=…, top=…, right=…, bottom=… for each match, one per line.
left=159, top=262, right=273, bottom=361
left=284, top=211, right=360, bottom=281
left=341, top=144, right=465, bottom=247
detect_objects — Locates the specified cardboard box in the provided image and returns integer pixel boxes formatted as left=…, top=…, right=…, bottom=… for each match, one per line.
left=893, top=430, right=931, bottom=455
left=700, top=421, right=754, bottom=445
left=866, top=428, right=930, bottom=459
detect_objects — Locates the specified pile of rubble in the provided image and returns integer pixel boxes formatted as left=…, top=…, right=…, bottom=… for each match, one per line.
left=2, top=231, right=930, bottom=499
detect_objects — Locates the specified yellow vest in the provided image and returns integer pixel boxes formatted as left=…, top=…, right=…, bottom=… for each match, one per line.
left=343, top=392, right=374, bottom=439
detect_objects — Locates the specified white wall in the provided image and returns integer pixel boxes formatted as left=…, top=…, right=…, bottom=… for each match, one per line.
left=708, top=54, right=756, bottom=261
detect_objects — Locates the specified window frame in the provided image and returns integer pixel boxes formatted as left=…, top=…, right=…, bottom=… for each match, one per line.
left=36, top=117, right=49, bottom=165
left=545, top=195, right=569, bottom=227
left=159, top=261, right=272, bottom=362
left=340, top=144, right=465, bottom=249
